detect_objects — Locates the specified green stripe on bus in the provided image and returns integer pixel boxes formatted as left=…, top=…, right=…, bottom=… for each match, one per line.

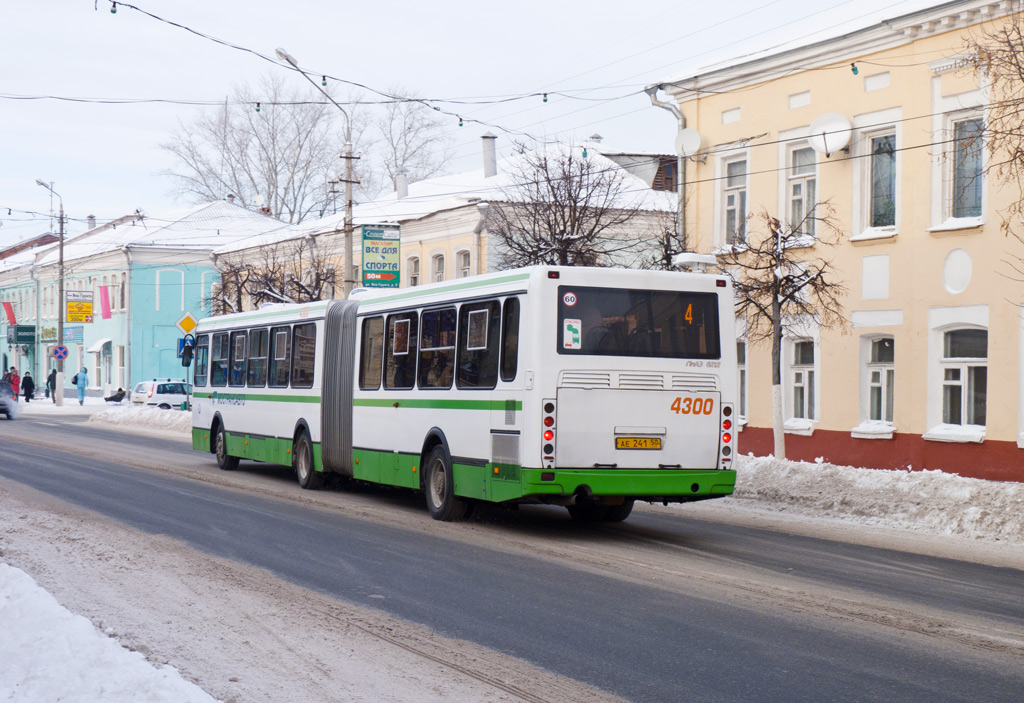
left=192, top=391, right=322, bottom=403
left=358, top=272, right=531, bottom=305
left=352, top=398, right=522, bottom=410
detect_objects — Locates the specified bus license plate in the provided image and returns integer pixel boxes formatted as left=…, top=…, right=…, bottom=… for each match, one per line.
left=615, top=437, right=662, bottom=450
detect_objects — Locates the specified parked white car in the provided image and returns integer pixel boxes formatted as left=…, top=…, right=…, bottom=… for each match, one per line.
left=130, top=379, right=190, bottom=409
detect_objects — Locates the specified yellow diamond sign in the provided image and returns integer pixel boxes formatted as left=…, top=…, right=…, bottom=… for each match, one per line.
left=176, top=312, right=199, bottom=335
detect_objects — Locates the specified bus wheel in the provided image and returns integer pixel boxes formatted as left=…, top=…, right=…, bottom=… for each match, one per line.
left=294, top=430, right=323, bottom=490
left=424, top=445, right=468, bottom=521
left=567, top=500, right=609, bottom=522
left=603, top=499, right=634, bottom=523
left=215, top=425, right=239, bottom=471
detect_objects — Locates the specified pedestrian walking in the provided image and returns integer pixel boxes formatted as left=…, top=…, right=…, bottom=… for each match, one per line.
left=22, top=371, right=34, bottom=403
left=75, top=366, right=88, bottom=406
left=47, top=368, right=57, bottom=402
left=8, top=368, right=20, bottom=402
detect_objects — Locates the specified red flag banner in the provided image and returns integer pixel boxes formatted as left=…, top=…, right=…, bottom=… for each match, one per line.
left=100, top=286, right=112, bottom=319
left=2, top=301, right=15, bottom=325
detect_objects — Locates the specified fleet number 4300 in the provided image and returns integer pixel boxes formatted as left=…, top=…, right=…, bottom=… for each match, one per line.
left=670, top=397, right=714, bottom=415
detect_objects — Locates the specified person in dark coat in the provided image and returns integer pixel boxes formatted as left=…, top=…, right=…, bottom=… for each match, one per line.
left=47, top=368, right=57, bottom=403
left=22, top=371, right=35, bottom=403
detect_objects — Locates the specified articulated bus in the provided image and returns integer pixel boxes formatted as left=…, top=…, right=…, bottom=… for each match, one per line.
left=190, top=266, right=738, bottom=522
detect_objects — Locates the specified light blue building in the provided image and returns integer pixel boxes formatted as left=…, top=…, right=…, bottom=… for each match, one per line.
left=0, top=201, right=284, bottom=396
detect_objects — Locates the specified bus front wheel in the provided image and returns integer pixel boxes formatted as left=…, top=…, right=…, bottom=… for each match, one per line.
left=294, top=430, right=323, bottom=490
left=424, top=445, right=468, bottom=521
left=215, top=425, right=238, bottom=471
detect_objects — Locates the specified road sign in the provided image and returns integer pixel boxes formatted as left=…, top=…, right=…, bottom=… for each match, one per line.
left=53, top=345, right=69, bottom=360
left=176, top=312, right=199, bottom=335
left=176, top=337, right=194, bottom=358
left=361, top=224, right=401, bottom=288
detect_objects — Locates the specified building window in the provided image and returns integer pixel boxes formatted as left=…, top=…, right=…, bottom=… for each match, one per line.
left=723, top=158, right=747, bottom=245
left=458, top=251, right=471, bottom=278
left=952, top=117, right=983, bottom=219
left=867, top=337, right=894, bottom=423
left=433, top=254, right=445, bottom=283
left=408, top=257, right=419, bottom=287
left=737, top=340, right=747, bottom=420
left=788, top=147, right=816, bottom=237
left=941, top=328, right=987, bottom=426
left=791, top=340, right=815, bottom=420
left=870, top=134, right=896, bottom=228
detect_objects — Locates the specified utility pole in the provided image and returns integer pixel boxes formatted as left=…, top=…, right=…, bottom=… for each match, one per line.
left=36, top=180, right=65, bottom=406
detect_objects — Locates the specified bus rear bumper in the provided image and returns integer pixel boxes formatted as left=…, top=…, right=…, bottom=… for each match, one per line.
left=517, top=468, right=736, bottom=503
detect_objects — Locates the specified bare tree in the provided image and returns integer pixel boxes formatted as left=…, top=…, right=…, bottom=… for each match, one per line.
left=488, top=144, right=659, bottom=268
left=162, top=74, right=370, bottom=223
left=362, top=88, right=454, bottom=198
left=969, top=13, right=1024, bottom=273
left=716, top=203, right=848, bottom=459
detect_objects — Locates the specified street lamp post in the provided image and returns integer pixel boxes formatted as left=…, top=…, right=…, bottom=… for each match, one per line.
left=275, top=47, right=356, bottom=298
left=35, top=179, right=65, bottom=406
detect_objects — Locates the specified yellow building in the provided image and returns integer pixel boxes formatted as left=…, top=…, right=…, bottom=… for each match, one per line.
left=653, top=1, right=1023, bottom=481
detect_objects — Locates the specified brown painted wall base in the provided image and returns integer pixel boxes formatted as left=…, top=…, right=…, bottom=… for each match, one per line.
left=738, top=427, right=1023, bottom=483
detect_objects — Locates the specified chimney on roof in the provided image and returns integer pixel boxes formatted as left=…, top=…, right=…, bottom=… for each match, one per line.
left=589, top=133, right=603, bottom=144
left=226, top=194, right=235, bottom=203
left=482, top=132, right=497, bottom=178
left=87, top=215, right=96, bottom=230
left=395, top=168, right=409, bottom=199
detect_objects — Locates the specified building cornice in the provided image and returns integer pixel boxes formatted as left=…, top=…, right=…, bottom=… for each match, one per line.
left=660, top=0, right=1013, bottom=101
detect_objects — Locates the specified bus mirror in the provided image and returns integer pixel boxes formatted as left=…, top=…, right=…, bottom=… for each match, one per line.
left=181, top=345, right=193, bottom=368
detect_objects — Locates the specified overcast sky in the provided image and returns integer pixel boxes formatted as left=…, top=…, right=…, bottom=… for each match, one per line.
left=2, top=0, right=932, bottom=242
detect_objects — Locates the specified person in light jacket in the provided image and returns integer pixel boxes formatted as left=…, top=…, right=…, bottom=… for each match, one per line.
left=75, top=367, right=88, bottom=406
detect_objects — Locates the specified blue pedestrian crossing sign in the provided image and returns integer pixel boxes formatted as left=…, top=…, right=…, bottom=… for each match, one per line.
left=53, top=345, right=69, bottom=360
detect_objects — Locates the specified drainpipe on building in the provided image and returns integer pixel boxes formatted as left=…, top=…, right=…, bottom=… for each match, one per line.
left=122, top=246, right=133, bottom=391
left=473, top=202, right=489, bottom=276
left=645, top=85, right=687, bottom=255
left=29, top=266, right=40, bottom=385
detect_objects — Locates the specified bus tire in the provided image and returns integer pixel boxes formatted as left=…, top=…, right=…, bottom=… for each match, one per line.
left=424, top=445, right=468, bottom=521
left=603, top=499, right=634, bottom=522
left=294, top=430, right=323, bottom=490
left=566, top=500, right=609, bottom=522
left=215, top=425, right=239, bottom=471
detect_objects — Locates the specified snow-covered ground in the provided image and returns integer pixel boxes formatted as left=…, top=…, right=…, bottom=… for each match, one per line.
left=2, top=400, right=1023, bottom=701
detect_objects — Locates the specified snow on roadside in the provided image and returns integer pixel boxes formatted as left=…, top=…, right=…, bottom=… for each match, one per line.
left=88, top=406, right=192, bottom=433
left=0, top=564, right=218, bottom=703
left=729, top=455, right=1024, bottom=544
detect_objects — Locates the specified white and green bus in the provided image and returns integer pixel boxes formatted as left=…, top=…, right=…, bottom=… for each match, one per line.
left=190, top=266, right=738, bottom=522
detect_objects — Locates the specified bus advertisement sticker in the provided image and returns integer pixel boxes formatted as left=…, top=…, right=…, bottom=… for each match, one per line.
left=563, top=318, right=581, bottom=349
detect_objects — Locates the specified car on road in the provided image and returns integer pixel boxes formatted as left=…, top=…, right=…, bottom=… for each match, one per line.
left=0, top=381, right=15, bottom=419
left=130, top=379, right=190, bottom=409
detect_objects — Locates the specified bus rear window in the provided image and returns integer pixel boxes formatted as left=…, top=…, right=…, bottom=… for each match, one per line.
left=557, top=286, right=720, bottom=359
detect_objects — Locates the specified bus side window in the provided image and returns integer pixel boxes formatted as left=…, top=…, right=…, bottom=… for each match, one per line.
left=385, top=312, right=418, bottom=390
left=291, top=323, right=316, bottom=389
left=193, top=334, right=209, bottom=387
left=500, top=297, right=520, bottom=382
left=268, top=326, right=290, bottom=388
left=358, top=317, right=384, bottom=390
left=419, top=308, right=456, bottom=389
left=457, top=300, right=500, bottom=389
left=211, top=333, right=229, bottom=387
left=229, top=331, right=247, bottom=387
left=247, top=328, right=269, bottom=387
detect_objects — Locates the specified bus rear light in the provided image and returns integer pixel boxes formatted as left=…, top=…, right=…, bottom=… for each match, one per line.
left=544, top=430, right=554, bottom=442
left=722, top=406, right=733, bottom=417
left=722, top=419, right=732, bottom=430
left=544, top=416, right=554, bottom=427
left=722, top=433, right=731, bottom=444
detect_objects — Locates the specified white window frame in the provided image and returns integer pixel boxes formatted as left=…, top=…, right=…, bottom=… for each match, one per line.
left=407, top=257, right=419, bottom=287
left=781, top=319, right=819, bottom=435
left=924, top=305, right=988, bottom=443
left=736, top=339, right=748, bottom=428
left=712, top=146, right=749, bottom=250
left=850, top=108, right=901, bottom=242
left=787, top=145, right=817, bottom=241
left=790, top=339, right=815, bottom=422
left=456, top=249, right=472, bottom=278
left=432, top=254, right=445, bottom=283
left=927, top=69, right=985, bottom=232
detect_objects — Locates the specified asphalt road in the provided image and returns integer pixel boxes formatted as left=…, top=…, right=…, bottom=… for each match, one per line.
left=2, top=415, right=1022, bottom=702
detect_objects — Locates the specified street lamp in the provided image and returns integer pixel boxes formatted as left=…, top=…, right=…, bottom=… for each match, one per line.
left=35, top=179, right=66, bottom=406
left=275, top=47, right=356, bottom=298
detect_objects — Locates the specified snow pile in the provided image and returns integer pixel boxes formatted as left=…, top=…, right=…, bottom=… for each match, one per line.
left=0, top=564, right=218, bottom=703
left=89, top=406, right=192, bottom=433
left=731, top=455, right=1024, bottom=544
